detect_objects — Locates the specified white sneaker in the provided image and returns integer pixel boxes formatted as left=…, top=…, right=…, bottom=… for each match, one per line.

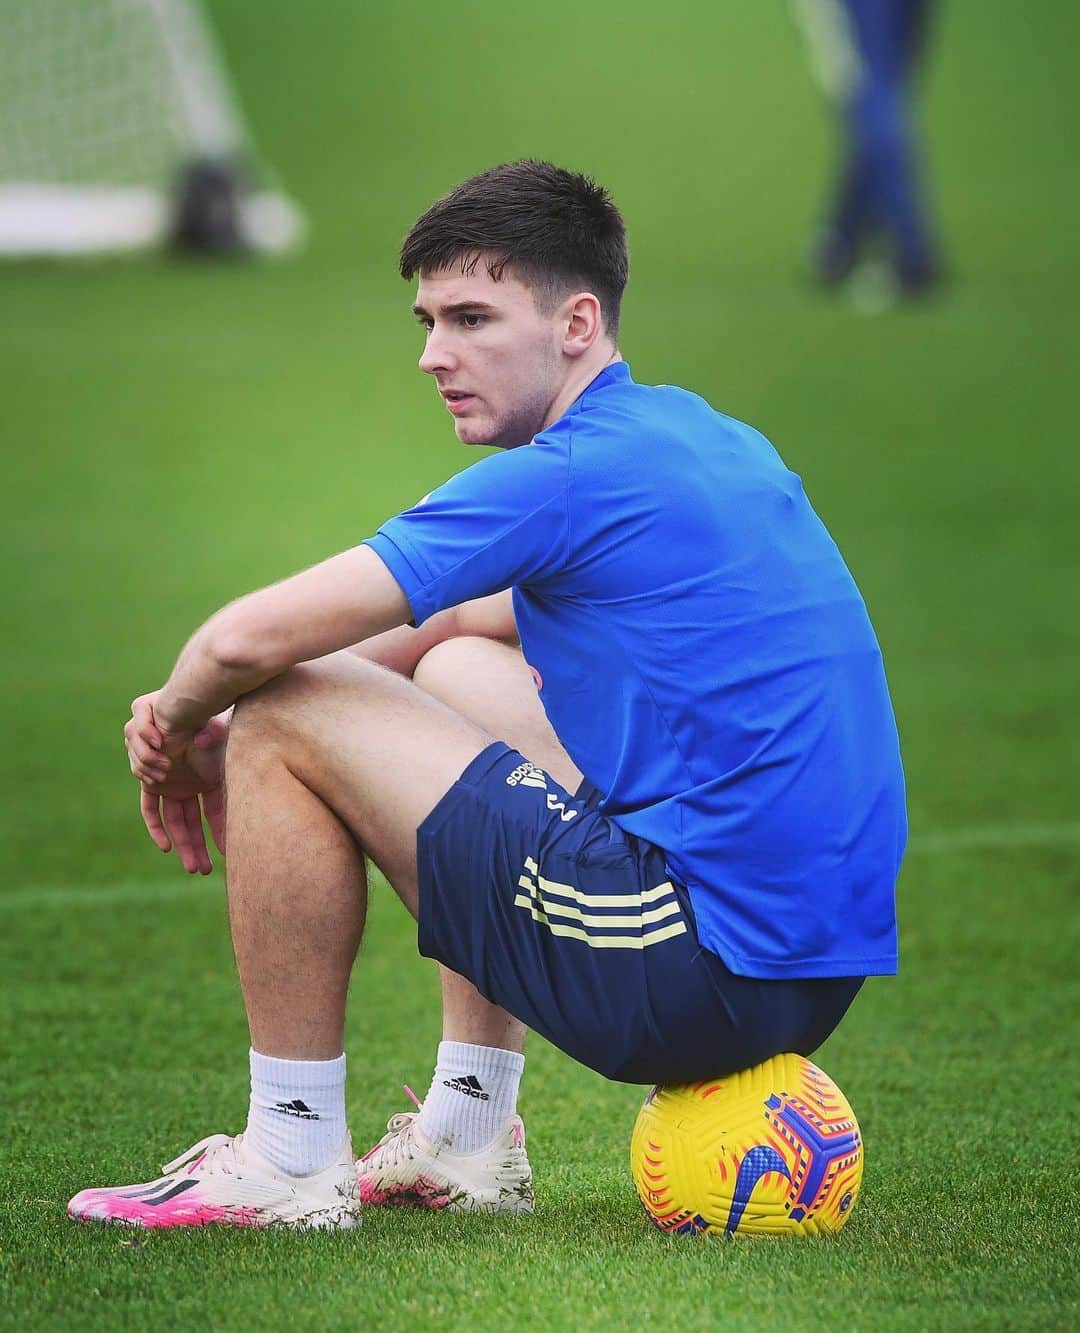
left=67, top=1132, right=361, bottom=1230
left=357, top=1101, right=534, bottom=1215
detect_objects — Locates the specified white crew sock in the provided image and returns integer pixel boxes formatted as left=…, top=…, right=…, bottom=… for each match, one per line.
left=416, top=1041, right=525, bottom=1153
left=246, top=1048, right=348, bottom=1176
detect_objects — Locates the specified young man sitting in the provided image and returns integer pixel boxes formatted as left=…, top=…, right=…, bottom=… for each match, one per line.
left=70, top=161, right=904, bottom=1229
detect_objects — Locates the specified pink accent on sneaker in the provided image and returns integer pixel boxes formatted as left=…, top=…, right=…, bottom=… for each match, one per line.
left=357, top=1173, right=452, bottom=1209
left=68, top=1131, right=361, bottom=1231
left=67, top=1187, right=261, bottom=1229
left=356, top=1100, right=533, bottom=1215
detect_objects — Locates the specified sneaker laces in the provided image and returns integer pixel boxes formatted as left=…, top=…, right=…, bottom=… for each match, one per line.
left=364, top=1086, right=425, bottom=1168
left=161, top=1133, right=238, bottom=1177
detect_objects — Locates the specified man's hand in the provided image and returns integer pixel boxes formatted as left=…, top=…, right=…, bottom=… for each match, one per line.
left=123, top=546, right=411, bottom=870
left=126, top=693, right=230, bottom=875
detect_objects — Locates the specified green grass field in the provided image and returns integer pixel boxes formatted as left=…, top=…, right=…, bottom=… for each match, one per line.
left=2, top=2, right=1078, bottom=1328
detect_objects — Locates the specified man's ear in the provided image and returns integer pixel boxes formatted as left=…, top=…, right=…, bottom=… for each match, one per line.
left=561, top=292, right=604, bottom=359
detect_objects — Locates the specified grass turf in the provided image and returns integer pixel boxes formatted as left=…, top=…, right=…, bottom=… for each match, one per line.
left=1, top=1, right=1078, bottom=1328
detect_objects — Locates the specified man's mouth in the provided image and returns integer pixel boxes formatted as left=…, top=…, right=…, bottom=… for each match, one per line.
left=441, top=390, right=475, bottom=416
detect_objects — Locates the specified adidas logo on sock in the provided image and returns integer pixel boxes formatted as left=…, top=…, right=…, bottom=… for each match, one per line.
left=271, top=1099, right=321, bottom=1120
left=442, top=1075, right=490, bottom=1101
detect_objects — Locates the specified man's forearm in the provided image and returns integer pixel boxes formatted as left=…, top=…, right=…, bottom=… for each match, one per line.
left=153, top=617, right=278, bottom=735
left=152, top=546, right=412, bottom=734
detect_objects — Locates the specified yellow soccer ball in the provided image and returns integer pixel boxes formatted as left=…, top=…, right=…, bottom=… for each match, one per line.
left=630, top=1053, right=863, bottom=1237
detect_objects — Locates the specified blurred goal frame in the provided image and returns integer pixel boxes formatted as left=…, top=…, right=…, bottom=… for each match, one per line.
left=0, top=0, right=304, bottom=257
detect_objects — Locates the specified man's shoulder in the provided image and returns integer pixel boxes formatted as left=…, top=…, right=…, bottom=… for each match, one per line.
left=560, top=373, right=759, bottom=459
left=404, top=432, right=570, bottom=521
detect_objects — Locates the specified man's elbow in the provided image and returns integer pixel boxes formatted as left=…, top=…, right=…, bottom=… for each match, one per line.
left=204, top=612, right=278, bottom=677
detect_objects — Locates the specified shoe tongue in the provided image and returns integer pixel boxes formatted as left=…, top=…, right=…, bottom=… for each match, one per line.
left=234, top=1132, right=280, bottom=1173
left=161, top=1133, right=232, bottom=1174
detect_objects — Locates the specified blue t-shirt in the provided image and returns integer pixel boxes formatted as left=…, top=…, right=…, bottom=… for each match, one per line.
left=366, top=362, right=904, bottom=979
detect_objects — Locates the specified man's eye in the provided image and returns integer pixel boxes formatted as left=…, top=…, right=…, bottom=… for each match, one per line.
left=462, top=314, right=482, bottom=328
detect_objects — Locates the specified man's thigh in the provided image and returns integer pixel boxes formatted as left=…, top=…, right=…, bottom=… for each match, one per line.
left=413, top=636, right=582, bottom=793
left=229, top=652, right=494, bottom=913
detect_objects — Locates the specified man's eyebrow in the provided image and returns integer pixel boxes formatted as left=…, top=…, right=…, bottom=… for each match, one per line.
left=411, top=300, right=499, bottom=318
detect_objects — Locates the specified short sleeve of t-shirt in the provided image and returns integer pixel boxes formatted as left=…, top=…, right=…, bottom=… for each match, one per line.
left=363, top=436, right=570, bottom=625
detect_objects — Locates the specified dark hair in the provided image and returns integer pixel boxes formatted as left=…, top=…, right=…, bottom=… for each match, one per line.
left=400, top=160, right=629, bottom=339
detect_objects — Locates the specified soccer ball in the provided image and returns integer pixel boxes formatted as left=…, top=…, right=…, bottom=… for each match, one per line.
left=630, top=1053, right=863, bottom=1238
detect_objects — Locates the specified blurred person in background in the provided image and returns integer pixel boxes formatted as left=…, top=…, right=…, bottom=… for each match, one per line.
left=796, top=0, right=944, bottom=298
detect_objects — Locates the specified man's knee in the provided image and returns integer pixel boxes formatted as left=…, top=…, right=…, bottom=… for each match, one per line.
left=233, top=661, right=319, bottom=727
left=413, top=636, right=512, bottom=700
left=229, top=656, right=384, bottom=756
left=227, top=665, right=317, bottom=776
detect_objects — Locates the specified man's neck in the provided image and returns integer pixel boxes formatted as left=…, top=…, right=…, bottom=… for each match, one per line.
left=541, top=347, right=622, bottom=433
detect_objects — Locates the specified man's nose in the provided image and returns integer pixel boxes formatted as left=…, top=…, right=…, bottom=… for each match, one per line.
left=418, top=328, right=455, bottom=376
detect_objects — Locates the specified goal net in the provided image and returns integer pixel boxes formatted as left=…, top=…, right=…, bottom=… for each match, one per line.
left=0, top=0, right=304, bottom=256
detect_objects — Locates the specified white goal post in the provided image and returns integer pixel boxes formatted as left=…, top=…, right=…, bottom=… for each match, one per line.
left=0, top=0, right=304, bottom=256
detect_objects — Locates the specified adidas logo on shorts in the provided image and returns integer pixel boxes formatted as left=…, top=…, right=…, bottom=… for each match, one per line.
left=505, top=760, right=547, bottom=789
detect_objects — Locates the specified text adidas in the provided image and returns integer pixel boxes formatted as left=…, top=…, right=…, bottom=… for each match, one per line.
left=443, top=1076, right=490, bottom=1101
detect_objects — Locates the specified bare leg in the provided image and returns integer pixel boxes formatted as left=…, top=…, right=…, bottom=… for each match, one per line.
left=226, top=639, right=579, bottom=1063
left=438, top=971, right=527, bottom=1051
left=224, top=654, right=495, bottom=1058
left=74, top=650, right=548, bottom=1220
left=225, top=743, right=368, bottom=1059
left=412, top=637, right=583, bottom=1053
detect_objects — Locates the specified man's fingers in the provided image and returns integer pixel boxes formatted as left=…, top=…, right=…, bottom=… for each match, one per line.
left=129, top=686, right=219, bottom=866
left=126, top=709, right=169, bottom=783
left=130, top=749, right=170, bottom=785
left=202, top=787, right=227, bottom=856
left=126, top=716, right=163, bottom=749
left=194, top=715, right=230, bottom=749
left=182, top=798, right=213, bottom=875
left=131, top=758, right=170, bottom=785
left=128, top=696, right=163, bottom=746
left=161, top=798, right=202, bottom=874
left=140, top=788, right=172, bottom=853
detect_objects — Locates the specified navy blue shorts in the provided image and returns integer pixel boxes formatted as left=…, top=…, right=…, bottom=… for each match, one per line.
left=416, top=743, right=863, bottom=1084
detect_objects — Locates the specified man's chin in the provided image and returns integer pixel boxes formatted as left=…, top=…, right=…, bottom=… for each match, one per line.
left=453, top=415, right=534, bottom=449
left=453, top=419, right=495, bottom=446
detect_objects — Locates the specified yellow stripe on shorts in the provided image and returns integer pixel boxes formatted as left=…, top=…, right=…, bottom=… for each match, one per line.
left=514, top=858, right=688, bottom=949
left=520, top=857, right=678, bottom=909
